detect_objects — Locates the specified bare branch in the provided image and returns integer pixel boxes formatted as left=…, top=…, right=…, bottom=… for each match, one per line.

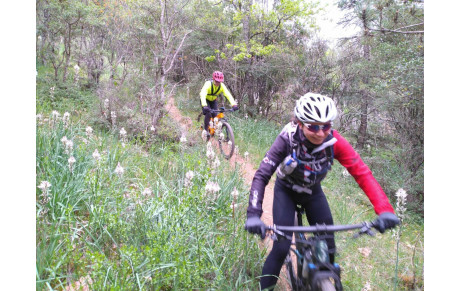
left=164, top=30, right=193, bottom=74
left=370, top=23, right=424, bottom=35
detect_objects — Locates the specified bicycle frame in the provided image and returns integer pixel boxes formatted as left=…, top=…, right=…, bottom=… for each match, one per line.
left=207, top=107, right=232, bottom=136
left=201, top=107, right=236, bottom=159
left=266, top=207, right=377, bottom=291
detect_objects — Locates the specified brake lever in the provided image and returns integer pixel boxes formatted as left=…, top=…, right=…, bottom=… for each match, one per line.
left=353, top=222, right=376, bottom=238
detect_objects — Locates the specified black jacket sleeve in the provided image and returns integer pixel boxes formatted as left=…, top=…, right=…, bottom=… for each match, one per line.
left=246, top=132, right=291, bottom=218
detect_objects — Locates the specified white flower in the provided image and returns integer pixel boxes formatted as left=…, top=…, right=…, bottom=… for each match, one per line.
left=184, top=171, right=194, bottom=188
left=205, top=181, right=221, bottom=194
left=206, top=141, right=213, bottom=152
left=216, top=122, right=223, bottom=130
left=209, top=121, right=214, bottom=129
left=115, top=162, right=124, bottom=177
left=212, top=156, right=221, bottom=169
left=186, top=171, right=194, bottom=180
left=38, top=181, right=51, bottom=192
left=120, top=127, right=127, bottom=138
left=86, top=126, right=93, bottom=138
left=111, top=111, right=117, bottom=125
left=65, top=139, right=73, bottom=154
left=38, top=181, right=52, bottom=204
left=213, top=117, right=219, bottom=124
left=227, top=140, right=232, bottom=147
left=142, top=188, right=152, bottom=196
left=206, top=148, right=215, bottom=161
left=361, top=281, right=371, bottom=291
left=74, top=64, right=80, bottom=72
left=63, top=112, right=70, bottom=122
left=104, top=99, right=109, bottom=110
left=150, top=125, right=156, bottom=132
left=61, top=136, right=69, bottom=145
left=244, top=152, right=249, bottom=160
left=36, top=114, right=43, bottom=121
left=92, top=149, right=101, bottom=161
left=231, top=187, right=239, bottom=199
left=342, top=169, right=350, bottom=177
left=245, top=114, right=248, bottom=119
left=201, top=130, right=208, bottom=141
left=52, top=110, right=60, bottom=120
left=230, top=202, right=241, bottom=210
left=180, top=134, right=187, bottom=143
left=68, top=156, right=76, bottom=172
left=395, top=188, right=408, bottom=220
left=219, top=132, right=224, bottom=141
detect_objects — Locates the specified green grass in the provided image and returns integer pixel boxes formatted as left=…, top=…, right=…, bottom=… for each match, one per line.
left=36, top=110, right=265, bottom=290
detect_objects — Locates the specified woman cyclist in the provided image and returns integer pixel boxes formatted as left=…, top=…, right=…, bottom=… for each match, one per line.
left=244, top=93, right=400, bottom=290
left=200, top=71, right=238, bottom=137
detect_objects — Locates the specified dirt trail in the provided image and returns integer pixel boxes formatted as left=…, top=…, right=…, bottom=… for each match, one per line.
left=166, top=97, right=291, bottom=290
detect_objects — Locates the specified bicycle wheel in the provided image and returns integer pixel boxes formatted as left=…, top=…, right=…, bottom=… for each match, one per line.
left=318, top=279, right=335, bottom=291
left=218, top=121, right=235, bottom=159
left=284, top=252, right=300, bottom=291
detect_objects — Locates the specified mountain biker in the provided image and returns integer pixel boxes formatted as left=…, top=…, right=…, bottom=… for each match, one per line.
left=200, top=71, right=238, bottom=137
left=244, top=93, right=400, bottom=290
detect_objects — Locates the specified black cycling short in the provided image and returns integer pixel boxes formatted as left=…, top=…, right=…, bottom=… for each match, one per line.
left=204, top=99, right=218, bottom=130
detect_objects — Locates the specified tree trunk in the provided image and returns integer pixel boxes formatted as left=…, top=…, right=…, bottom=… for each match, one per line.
left=356, top=10, right=371, bottom=150
left=356, top=98, right=368, bottom=150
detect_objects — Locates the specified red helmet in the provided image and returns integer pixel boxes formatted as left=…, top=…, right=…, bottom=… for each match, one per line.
left=212, top=71, right=224, bottom=82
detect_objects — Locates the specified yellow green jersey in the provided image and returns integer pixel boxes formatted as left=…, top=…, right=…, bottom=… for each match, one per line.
left=200, top=80, right=236, bottom=107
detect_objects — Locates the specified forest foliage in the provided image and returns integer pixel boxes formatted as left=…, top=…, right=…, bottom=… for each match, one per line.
left=37, top=0, right=424, bottom=210
left=36, top=0, right=424, bottom=289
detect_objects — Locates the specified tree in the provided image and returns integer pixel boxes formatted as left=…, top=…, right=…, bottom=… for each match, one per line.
left=337, top=0, right=424, bottom=204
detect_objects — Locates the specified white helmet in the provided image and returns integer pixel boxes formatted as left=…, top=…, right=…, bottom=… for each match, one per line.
left=294, top=93, right=337, bottom=123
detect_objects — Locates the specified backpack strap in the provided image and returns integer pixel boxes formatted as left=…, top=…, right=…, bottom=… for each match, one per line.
left=280, top=122, right=299, bottom=152
left=209, top=80, right=221, bottom=96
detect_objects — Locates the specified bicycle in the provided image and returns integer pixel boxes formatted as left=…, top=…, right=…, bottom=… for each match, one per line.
left=199, top=107, right=235, bottom=160
left=264, top=206, right=380, bottom=291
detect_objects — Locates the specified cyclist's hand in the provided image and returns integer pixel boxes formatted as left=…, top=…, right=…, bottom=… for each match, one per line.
left=232, top=105, right=239, bottom=111
left=202, top=106, right=210, bottom=115
left=245, top=216, right=266, bottom=239
left=374, top=212, right=400, bottom=233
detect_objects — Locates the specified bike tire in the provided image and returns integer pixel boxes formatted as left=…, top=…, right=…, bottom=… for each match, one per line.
left=318, top=279, right=336, bottom=291
left=285, top=252, right=300, bottom=291
left=218, top=121, right=235, bottom=159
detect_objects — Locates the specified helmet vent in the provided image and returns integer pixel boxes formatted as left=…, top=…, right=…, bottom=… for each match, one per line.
left=314, top=106, right=321, bottom=118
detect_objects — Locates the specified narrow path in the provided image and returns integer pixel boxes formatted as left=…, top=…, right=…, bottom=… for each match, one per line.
left=166, top=97, right=291, bottom=290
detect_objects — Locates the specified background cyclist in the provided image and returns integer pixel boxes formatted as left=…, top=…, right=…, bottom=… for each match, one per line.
left=200, top=71, right=238, bottom=137
left=244, top=93, right=400, bottom=290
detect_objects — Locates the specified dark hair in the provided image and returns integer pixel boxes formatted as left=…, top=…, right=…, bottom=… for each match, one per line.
left=291, top=115, right=302, bottom=125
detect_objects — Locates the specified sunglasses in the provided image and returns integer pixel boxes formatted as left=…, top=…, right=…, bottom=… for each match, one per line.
left=305, top=123, right=332, bottom=133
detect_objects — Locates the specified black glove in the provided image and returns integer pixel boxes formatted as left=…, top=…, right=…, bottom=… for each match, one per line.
left=202, top=106, right=210, bottom=115
left=374, top=212, right=400, bottom=233
left=232, top=105, right=239, bottom=111
left=245, top=216, right=266, bottom=239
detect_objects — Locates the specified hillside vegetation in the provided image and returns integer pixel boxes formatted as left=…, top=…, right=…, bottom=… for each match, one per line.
left=36, top=0, right=424, bottom=289
left=36, top=74, right=423, bottom=290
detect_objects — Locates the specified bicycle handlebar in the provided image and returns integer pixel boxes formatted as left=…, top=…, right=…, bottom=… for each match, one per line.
left=208, top=107, right=235, bottom=114
left=265, top=219, right=379, bottom=240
